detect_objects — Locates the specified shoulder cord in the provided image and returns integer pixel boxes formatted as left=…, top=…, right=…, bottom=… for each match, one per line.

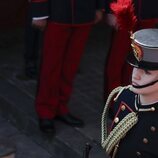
left=101, top=85, right=138, bottom=156
left=101, top=85, right=131, bottom=145
left=103, top=112, right=138, bottom=155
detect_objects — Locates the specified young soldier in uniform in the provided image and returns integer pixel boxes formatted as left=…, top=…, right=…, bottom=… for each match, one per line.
left=101, top=28, right=158, bottom=158
left=104, top=0, right=158, bottom=98
left=30, top=0, right=104, bottom=133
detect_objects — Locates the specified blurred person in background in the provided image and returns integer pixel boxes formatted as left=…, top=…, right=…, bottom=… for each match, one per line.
left=24, top=0, right=42, bottom=79
left=30, top=0, right=104, bottom=133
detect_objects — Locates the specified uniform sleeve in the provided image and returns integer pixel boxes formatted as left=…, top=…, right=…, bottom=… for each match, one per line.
left=30, top=0, right=49, bottom=18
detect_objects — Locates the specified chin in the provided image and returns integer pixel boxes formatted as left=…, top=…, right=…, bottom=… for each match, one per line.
left=130, top=86, right=146, bottom=95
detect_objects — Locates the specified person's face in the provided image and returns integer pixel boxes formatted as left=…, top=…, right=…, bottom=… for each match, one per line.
left=131, top=67, right=158, bottom=95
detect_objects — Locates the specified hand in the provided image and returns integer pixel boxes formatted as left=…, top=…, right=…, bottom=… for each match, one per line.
left=32, top=19, right=47, bottom=31
left=94, top=10, right=103, bottom=24
left=106, top=13, right=118, bottom=30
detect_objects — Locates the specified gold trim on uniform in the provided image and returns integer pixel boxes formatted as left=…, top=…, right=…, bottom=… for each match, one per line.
left=121, top=105, right=126, bottom=111
left=114, top=117, right=119, bottom=123
left=136, top=151, right=141, bottom=157
left=151, top=107, right=155, bottom=111
left=143, top=138, right=148, bottom=144
left=131, top=42, right=143, bottom=61
left=150, top=126, right=156, bottom=132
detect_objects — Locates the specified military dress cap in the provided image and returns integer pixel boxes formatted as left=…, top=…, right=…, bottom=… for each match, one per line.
left=127, top=28, right=158, bottom=70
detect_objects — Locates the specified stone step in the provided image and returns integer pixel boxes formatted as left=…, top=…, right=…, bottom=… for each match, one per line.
left=0, top=116, right=53, bottom=158
left=0, top=65, right=103, bottom=141
left=0, top=24, right=111, bottom=158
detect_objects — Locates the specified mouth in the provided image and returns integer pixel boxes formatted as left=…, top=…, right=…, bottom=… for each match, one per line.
left=132, top=81, right=139, bottom=86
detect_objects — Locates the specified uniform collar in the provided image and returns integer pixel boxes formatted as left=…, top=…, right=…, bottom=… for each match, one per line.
left=135, top=95, right=158, bottom=112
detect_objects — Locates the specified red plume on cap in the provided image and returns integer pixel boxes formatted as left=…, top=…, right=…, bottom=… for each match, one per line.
left=110, top=0, right=137, bottom=32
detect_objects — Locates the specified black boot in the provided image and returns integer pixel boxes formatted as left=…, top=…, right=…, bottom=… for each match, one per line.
left=39, top=119, right=55, bottom=134
left=56, top=113, right=84, bottom=127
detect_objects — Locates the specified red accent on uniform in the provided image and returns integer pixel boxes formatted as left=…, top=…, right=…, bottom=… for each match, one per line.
left=110, top=101, right=133, bottom=131
left=120, top=102, right=133, bottom=112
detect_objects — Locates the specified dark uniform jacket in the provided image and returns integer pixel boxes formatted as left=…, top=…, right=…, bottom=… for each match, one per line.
left=31, top=0, right=104, bottom=24
left=134, top=0, right=158, bottom=20
left=110, top=88, right=158, bottom=158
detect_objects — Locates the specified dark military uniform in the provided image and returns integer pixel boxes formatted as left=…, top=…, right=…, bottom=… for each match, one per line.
left=110, top=88, right=158, bottom=158
left=135, top=0, right=158, bottom=20
left=102, top=28, right=158, bottom=158
left=31, top=0, right=104, bottom=24
left=24, top=1, right=41, bottom=79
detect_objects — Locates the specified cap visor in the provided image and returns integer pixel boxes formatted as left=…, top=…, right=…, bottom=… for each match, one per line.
left=127, top=52, right=158, bottom=70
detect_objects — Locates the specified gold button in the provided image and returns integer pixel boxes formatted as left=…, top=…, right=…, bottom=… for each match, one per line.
left=136, top=151, right=141, bottom=157
left=151, top=107, right=155, bottom=111
left=121, top=105, right=126, bottom=111
left=143, top=138, right=148, bottom=144
left=114, top=117, right=119, bottom=123
left=150, top=126, right=156, bottom=132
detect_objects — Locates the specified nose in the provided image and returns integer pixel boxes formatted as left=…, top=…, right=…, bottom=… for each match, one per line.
left=132, top=68, right=143, bottom=80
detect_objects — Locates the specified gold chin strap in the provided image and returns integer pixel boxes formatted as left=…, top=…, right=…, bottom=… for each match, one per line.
left=101, top=85, right=138, bottom=157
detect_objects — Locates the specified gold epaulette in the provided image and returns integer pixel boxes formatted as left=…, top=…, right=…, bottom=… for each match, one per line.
left=102, top=112, right=138, bottom=156
left=101, top=85, right=138, bottom=157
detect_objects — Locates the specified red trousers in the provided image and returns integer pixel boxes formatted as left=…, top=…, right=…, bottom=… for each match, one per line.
left=36, top=22, right=92, bottom=119
left=105, top=19, right=158, bottom=97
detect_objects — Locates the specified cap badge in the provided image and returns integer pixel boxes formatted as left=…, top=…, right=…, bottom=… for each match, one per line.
left=131, top=42, right=143, bottom=61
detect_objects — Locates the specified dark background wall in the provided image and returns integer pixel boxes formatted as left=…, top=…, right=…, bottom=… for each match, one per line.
left=0, top=0, right=28, bottom=29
